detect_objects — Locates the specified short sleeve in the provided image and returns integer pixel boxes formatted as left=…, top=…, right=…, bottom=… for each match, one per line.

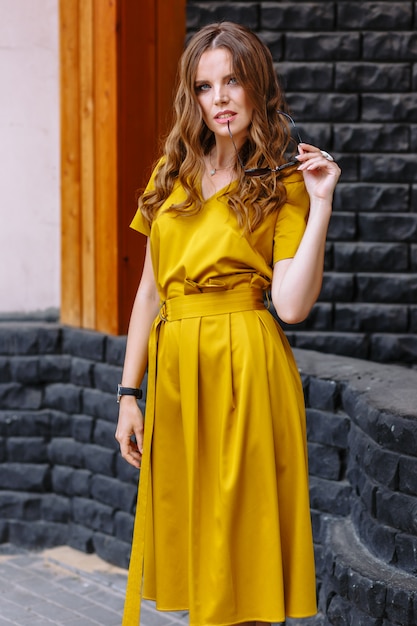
left=273, top=173, right=310, bottom=264
left=129, top=159, right=164, bottom=236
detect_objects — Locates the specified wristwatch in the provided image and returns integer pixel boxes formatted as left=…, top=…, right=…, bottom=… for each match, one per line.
left=117, top=384, right=143, bottom=403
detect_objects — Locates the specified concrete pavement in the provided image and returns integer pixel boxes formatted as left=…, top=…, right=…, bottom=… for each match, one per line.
left=0, top=544, right=188, bottom=626
left=0, top=544, right=322, bottom=625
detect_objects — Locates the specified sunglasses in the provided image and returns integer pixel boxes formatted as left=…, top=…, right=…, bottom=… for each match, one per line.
left=227, top=110, right=302, bottom=177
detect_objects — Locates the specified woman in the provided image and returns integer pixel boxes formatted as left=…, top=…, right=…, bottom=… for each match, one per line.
left=116, top=21, right=340, bottom=626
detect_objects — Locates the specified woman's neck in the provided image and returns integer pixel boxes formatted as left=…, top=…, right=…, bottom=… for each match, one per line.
left=209, top=137, right=237, bottom=170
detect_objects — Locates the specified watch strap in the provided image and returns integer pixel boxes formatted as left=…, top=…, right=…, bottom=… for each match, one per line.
left=117, top=384, right=142, bottom=403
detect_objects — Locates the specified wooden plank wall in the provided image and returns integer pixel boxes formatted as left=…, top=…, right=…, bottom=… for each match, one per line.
left=60, top=0, right=82, bottom=327
left=60, top=0, right=186, bottom=334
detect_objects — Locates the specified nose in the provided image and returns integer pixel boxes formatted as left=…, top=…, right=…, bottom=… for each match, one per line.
left=214, top=86, right=229, bottom=105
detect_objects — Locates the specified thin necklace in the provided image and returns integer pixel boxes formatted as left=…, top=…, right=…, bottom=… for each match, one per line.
left=209, top=153, right=235, bottom=176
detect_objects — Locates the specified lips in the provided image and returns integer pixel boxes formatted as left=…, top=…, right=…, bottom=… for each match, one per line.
left=214, top=110, right=236, bottom=123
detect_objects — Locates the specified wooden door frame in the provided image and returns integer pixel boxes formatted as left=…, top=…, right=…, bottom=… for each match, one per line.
left=60, top=0, right=186, bottom=334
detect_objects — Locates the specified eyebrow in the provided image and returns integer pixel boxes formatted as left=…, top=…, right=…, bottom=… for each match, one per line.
left=194, top=73, right=234, bottom=85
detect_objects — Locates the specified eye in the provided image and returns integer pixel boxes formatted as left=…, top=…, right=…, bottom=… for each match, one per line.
left=195, top=83, right=210, bottom=92
left=228, top=76, right=238, bottom=85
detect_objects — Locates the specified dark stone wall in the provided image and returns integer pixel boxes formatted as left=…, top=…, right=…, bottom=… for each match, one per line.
left=1, top=323, right=417, bottom=625
left=0, top=323, right=138, bottom=567
left=297, top=349, right=417, bottom=626
left=186, top=1, right=417, bottom=366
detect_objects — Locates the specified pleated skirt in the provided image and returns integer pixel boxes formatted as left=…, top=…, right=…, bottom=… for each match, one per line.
left=140, top=298, right=316, bottom=626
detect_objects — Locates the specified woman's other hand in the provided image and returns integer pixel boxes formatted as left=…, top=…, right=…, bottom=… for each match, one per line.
left=115, top=396, right=144, bottom=468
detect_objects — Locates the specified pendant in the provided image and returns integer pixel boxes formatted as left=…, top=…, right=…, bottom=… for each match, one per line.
left=210, top=168, right=216, bottom=176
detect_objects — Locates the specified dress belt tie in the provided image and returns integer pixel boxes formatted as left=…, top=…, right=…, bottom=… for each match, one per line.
left=159, top=287, right=266, bottom=322
left=122, top=287, right=267, bottom=626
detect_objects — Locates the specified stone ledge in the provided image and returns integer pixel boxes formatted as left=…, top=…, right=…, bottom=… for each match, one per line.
left=294, top=348, right=417, bottom=419
left=324, top=517, right=417, bottom=625
left=329, top=517, right=417, bottom=592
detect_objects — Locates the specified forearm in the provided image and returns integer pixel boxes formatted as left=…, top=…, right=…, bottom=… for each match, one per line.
left=121, top=289, right=160, bottom=388
left=116, top=284, right=159, bottom=468
left=120, top=240, right=160, bottom=388
left=272, top=199, right=332, bottom=323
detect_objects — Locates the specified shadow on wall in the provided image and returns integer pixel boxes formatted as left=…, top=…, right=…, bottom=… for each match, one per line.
left=0, top=324, right=417, bottom=625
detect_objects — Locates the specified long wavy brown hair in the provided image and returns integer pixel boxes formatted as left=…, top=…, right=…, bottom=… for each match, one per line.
left=140, top=22, right=298, bottom=233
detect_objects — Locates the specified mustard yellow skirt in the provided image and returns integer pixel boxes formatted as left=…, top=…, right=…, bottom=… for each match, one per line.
left=123, top=290, right=316, bottom=626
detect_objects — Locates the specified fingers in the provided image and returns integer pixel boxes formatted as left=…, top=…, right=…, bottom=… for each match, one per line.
left=128, top=441, right=142, bottom=470
left=298, top=142, right=331, bottom=154
left=295, top=143, right=341, bottom=202
left=115, top=407, right=144, bottom=469
left=121, top=436, right=143, bottom=469
left=115, top=428, right=143, bottom=468
left=296, top=143, right=341, bottom=175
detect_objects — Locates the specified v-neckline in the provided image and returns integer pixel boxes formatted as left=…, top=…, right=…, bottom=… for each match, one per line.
left=201, top=179, right=238, bottom=203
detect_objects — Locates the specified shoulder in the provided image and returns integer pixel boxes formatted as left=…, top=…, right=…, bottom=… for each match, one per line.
left=144, top=156, right=166, bottom=192
left=282, top=170, right=308, bottom=205
left=282, top=169, right=305, bottom=189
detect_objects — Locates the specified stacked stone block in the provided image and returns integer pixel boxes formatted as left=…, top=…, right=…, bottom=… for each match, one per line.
left=186, top=1, right=417, bottom=365
left=2, top=323, right=417, bottom=624
left=297, top=349, right=417, bottom=626
left=0, top=323, right=139, bottom=569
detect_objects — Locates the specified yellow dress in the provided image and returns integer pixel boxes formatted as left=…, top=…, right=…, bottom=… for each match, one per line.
left=123, top=168, right=317, bottom=626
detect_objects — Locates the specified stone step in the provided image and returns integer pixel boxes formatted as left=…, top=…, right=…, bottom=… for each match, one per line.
left=321, top=517, right=417, bottom=625
left=285, top=331, right=417, bottom=364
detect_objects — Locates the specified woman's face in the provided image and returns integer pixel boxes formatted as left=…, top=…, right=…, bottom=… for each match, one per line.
left=194, top=47, right=253, bottom=146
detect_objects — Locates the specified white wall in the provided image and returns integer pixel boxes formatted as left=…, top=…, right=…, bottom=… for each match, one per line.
left=0, top=0, right=60, bottom=316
